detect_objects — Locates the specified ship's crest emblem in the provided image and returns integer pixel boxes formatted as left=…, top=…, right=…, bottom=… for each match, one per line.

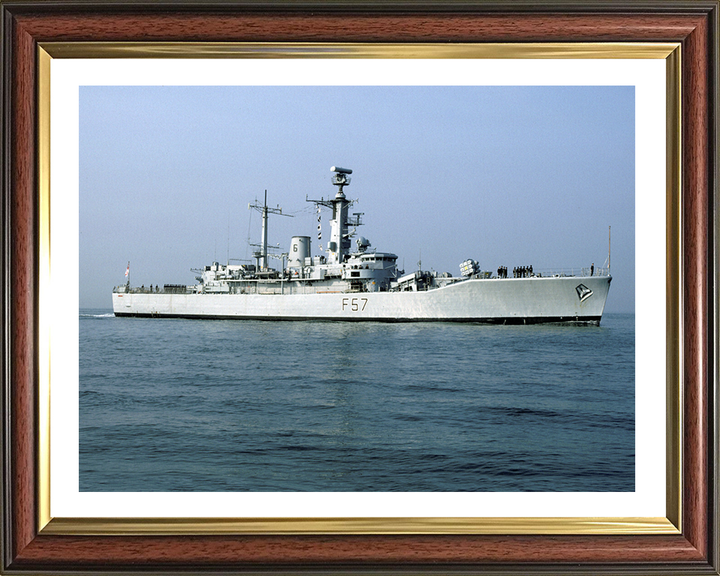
left=576, top=284, right=593, bottom=302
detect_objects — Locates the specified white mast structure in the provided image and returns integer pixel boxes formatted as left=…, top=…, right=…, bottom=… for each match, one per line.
left=248, top=190, right=292, bottom=271
left=307, top=166, right=362, bottom=265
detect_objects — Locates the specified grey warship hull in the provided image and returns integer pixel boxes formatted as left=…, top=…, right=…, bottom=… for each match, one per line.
left=113, top=275, right=611, bottom=324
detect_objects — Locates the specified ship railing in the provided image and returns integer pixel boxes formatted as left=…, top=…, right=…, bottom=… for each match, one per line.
left=511, top=267, right=610, bottom=278
left=112, top=285, right=193, bottom=294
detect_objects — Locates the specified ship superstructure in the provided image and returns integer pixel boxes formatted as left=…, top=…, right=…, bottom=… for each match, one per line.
left=112, top=167, right=612, bottom=324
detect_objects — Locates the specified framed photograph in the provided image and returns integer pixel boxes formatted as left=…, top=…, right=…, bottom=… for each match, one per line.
left=2, top=1, right=717, bottom=574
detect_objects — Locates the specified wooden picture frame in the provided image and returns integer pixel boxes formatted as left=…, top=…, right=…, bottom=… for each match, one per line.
left=1, top=1, right=718, bottom=573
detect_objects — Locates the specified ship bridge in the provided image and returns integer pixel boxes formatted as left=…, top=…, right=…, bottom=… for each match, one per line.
left=356, top=252, right=398, bottom=266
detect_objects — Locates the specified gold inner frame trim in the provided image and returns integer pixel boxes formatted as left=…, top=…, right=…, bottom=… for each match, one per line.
left=664, top=45, right=682, bottom=532
left=41, top=41, right=678, bottom=59
left=37, top=46, right=52, bottom=532
left=42, top=516, right=677, bottom=536
left=36, top=41, right=682, bottom=537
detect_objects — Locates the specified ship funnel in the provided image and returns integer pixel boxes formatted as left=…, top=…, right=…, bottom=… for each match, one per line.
left=288, top=236, right=311, bottom=268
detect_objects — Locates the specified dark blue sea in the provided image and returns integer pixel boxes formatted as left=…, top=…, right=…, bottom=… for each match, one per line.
left=79, top=312, right=635, bottom=492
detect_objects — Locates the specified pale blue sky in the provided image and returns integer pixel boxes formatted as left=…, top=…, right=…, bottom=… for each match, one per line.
left=80, top=85, right=634, bottom=312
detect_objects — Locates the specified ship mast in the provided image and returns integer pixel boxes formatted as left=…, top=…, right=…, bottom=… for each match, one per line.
left=248, top=190, right=291, bottom=270
left=329, top=167, right=352, bottom=264
left=307, top=166, right=362, bottom=265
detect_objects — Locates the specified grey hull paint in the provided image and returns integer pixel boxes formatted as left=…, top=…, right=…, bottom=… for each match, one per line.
left=113, top=275, right=611, bottom=325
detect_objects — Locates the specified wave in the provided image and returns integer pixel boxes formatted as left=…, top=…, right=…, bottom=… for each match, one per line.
left=80, top=313, right=114, bottom=318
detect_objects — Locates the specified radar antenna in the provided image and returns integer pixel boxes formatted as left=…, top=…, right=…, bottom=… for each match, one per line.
left=330, top=166, right=352, bottom=192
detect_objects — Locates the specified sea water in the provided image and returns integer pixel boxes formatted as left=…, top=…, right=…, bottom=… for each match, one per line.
left=79, top=312, right=634, bottom=492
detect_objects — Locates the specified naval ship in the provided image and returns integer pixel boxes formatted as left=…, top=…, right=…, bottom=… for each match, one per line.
left=112, top=167, right=611, bottom=324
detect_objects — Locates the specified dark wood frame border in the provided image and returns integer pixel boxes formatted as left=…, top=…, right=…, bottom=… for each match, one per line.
left=1, top=1, right=718, bottom=574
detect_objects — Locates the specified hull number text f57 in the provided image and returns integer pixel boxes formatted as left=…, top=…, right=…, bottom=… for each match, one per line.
left=341, top=297, right=368, bottom=312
